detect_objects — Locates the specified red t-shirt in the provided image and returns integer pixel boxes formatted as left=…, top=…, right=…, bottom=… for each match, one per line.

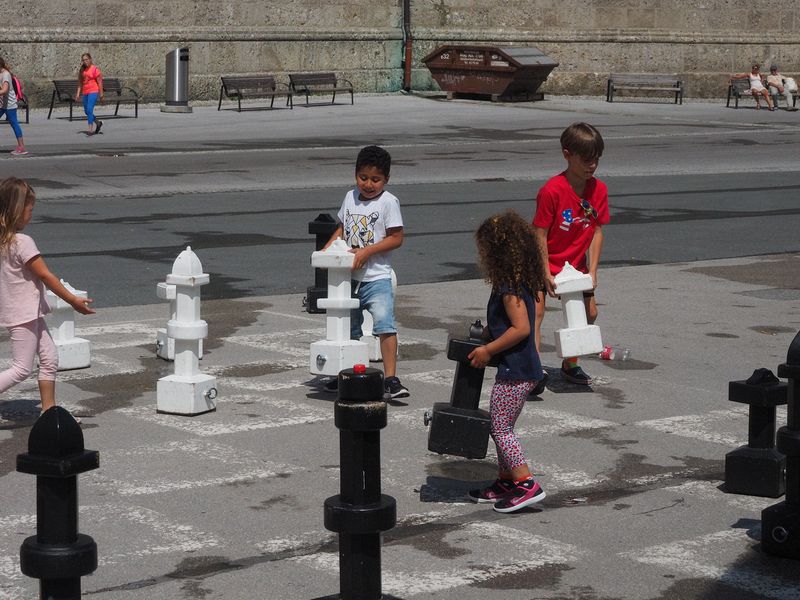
left=81, top=65, right=102, bottom=95
left=532, top=173, right=610, bottom=275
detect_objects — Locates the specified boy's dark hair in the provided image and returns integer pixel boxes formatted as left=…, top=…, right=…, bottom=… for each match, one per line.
left=560, top=122, right=604, bottom=161
left=356, top=145, right=391, bottom=177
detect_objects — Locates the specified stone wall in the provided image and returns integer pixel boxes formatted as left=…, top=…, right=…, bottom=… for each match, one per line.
left=1, top=0, right=798, bottom=106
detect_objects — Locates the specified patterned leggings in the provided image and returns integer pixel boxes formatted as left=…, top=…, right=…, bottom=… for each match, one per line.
left=490, top=380, right=536, bottom=471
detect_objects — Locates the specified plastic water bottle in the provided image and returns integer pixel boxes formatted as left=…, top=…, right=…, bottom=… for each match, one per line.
left=599, top=345, right=631, bottom=361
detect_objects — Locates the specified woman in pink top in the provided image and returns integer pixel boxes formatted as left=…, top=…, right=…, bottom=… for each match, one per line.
left=76, top=53, right=104, bottom=135
left=0, top=178, right=94, bottom=419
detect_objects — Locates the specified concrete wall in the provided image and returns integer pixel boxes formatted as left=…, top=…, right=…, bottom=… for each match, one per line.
left=1, top=0, right=798, bottom=106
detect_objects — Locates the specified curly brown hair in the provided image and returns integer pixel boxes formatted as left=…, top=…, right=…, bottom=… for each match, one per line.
left=475, top=210, right=546, bottom=295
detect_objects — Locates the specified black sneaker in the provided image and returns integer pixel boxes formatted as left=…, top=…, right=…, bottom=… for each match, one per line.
left=468, top=478, right=515, bottom=503
left=384, top=376, right=409, bottom=399
left=323, top=378, right=338, bottom=394
left=530, top=370, right=549, bottom=396
left=94, top=120, right=103, bottom=134
left=561, top=364, right=592, bottom=385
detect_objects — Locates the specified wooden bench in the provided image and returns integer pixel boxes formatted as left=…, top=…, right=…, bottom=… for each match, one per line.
left=727, top=76, right=798, bottom=109
left=606, top=73, right=683, bottom=104
left=218, top=75, right=293, bottom=111
left=288, top=72, right=354, bottom=106
left=48, top=78, right=140, bottom=120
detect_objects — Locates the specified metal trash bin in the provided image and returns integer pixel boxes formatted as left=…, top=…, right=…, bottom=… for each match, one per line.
left=161, top=47, right=192, bottom=113
left=423, top=45, right=558, bottom=102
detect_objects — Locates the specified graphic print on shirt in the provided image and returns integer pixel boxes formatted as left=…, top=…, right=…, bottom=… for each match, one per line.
left=559, top=207, right=591, bottom=232
left=344, top=209, right=379, bottom=248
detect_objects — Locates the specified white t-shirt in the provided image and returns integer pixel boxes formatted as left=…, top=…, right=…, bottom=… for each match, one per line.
left=749, top=73, right=765, bottom=91
left=1, top=70, right=18, bottom=110
left=337, top=189, right=403, bottom=282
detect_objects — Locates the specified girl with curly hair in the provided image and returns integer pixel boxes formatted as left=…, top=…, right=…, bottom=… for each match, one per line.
left=467, top=210, right=547, bottom=513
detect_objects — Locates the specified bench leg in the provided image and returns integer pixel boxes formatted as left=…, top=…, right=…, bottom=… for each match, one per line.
left=305, top=93, right=309, bottom=107
left=331, top=91, right=336, bottom=105
left=25, top=104, right=29, bottom=124
left=115, top=101, right=120, bottom=117
left=270, top=96, right=275, bottom=109
left=218, top=86, right=224, bottom=111
left=69, top=101, right=73, bottom=122
left=350, top=90, right=353, bottom=105
left=238, top=97, right=242, bottom=112
left=48, top=91, right=56, bottom=119
left=134, top=100, right=138, bottom=118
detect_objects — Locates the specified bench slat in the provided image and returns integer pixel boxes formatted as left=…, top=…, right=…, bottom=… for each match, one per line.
left=218, top=74, right=293, bottom=111
left=288, top=72, right=354, bottom=106
left=607, top=73, right=683, bottom=104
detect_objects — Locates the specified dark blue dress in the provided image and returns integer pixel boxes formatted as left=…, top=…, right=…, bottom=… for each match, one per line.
left=486, top=285, right=543, bottom=382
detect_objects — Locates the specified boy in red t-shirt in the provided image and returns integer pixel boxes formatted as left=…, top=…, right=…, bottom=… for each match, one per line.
left=532, top=122, right=609, bottom=386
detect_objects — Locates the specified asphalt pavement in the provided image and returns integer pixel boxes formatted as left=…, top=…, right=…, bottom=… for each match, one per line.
left=1, top=94, right=800, bottom=599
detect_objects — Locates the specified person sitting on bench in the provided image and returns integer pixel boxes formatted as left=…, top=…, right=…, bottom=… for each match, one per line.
left=766, top=64, right=798, bottom=112
left=731, top=63, right=774, bottom=111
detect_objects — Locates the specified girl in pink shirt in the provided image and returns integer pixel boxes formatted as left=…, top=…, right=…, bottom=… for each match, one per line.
left=76, top=53, right=104, bottom=136
left=0, top=177, right=94, bottom=418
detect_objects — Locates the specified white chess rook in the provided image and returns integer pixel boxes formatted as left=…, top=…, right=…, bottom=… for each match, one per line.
left=45, top=280, right=91, bottom=370
left=155, top=282, right=202, bottom=361
left=553, top=262, right=603, bottom=358
left=156, top=246, right=217, bottom=415
left=309, top=239, right=369, bottom=376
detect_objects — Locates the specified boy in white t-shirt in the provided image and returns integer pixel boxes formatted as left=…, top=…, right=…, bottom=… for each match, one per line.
left=323, top=145, right=409, bottom=400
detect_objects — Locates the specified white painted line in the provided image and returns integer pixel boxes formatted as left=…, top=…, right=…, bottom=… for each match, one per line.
left=91, top=337, right=155, bottom=350
left=117, top=393, right=330, bottom=436
left=533, top=462, right=608, bottom=490
left=635, top=407, right=750, bottom=447
left=92, top=503, right=221, bottom=564
left=293, top=521, right=583, bottom=597
left=405, top=370, right=455, bottom=386
left=258, top=309, right=323, bottom=323
left=253, top=510, right=462, bottom=555
left=57, top=354, right=143, bottom=381
left=620, top=530, right=797, bottom=599
left=79, top=323, right=156, bottom=336
left=663, top=480, right=775, bottom=513
left=518, top=407, right=617, bottom=436
left=205, top=361, right=307, bottom=376
left=0, top=505, right=220, bottom=587
left=86, top=439, right=294, bottom=495
left=223, top=378, right=315, bottom=392
left=223, top=329, right=323, bottom=358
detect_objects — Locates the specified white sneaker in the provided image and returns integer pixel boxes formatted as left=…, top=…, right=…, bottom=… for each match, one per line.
left=10, top=148, right=28, bottom=156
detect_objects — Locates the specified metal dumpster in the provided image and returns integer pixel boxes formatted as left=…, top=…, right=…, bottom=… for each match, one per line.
left=422, top=45, right=558, bottom=102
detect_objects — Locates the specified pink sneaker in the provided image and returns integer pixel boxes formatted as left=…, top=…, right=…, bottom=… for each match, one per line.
left=493, top=479, right=546, bottom=513
left=10, top=147, right=28, bottom=156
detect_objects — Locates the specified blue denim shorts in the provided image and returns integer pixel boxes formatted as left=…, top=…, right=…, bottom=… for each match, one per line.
left=351, top=277, right=396, bottom=339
